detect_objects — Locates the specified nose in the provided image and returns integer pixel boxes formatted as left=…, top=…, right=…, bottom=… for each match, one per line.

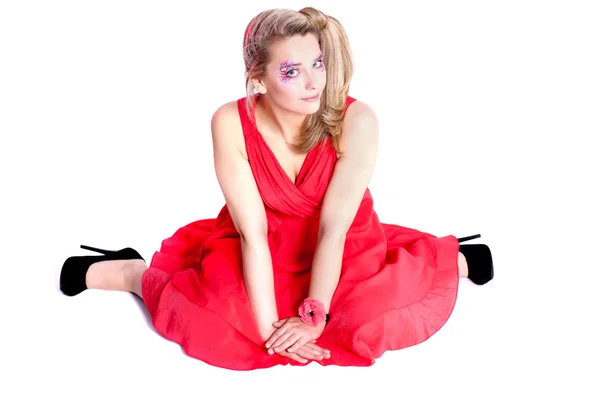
left=305, top=81, right=316, bottom=91
left=305, top=73, right=317, bottom=90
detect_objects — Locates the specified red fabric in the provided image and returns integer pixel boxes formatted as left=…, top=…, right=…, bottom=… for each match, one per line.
left=142, top=95, right=460, bottom=370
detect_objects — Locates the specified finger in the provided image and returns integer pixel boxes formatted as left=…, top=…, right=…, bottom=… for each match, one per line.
left=268, top=331, right=294, bottom=353
left=305, top=342, right=331, bottom=359
left=299, top=343, right=325, bottom=358
left=277, top=348, right=307, bottom=364
left=306, top=342, right=329, bottom=353
left=272, top=333, right=299, bottom=353
left=269, top=331, right=294, bottom=351
left=305, top=342, right=330, bottom=357
left=308, top=346, right=329, bottom=359
left=265, top=327, right=288, bottom=348
left=286, top=335, right=309, bottom=353
left=295, top=347, right=323, bottom=361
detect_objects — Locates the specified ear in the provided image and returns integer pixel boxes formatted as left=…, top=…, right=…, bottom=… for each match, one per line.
left=251, top=77, right=267, bottom=94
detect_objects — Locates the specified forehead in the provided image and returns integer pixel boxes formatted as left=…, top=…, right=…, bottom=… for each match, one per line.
left=269, top=34, right=321, bottom=64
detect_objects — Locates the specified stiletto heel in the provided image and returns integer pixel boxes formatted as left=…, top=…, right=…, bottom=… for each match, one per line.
left=456, top=233, right=494, bottom=285
left=60, top=245, right=145, bottom=296
left=457, top=234, right=481, bottom=243
left=79, top=244, right=115, bottom=255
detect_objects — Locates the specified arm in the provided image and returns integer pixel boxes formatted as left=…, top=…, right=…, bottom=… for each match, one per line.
left=211, top=102, right=279, bottom=340
left=308, top=101, right=379, bottom=315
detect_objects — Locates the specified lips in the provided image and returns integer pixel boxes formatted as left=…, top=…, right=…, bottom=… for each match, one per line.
left=302, top=94, right=320, bottom=101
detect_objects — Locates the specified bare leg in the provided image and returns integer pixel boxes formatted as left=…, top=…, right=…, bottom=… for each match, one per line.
left=86, top=259, right=148, bottom=298
left=458, top=251, right=469, bottom=277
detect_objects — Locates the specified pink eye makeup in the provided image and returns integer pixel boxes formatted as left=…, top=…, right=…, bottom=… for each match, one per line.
left=314, top=54, right=325, bottom=71
left=278, top=52, right=325, bottom=83
left=279, top=61, right=297, bottom=83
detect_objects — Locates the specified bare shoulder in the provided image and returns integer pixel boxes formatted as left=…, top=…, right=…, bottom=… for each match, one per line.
left=339, top=99, right=379, bottom=153
left=345, top=99, right=377, bottom=120
left=210, top=99, right=247, bottom=157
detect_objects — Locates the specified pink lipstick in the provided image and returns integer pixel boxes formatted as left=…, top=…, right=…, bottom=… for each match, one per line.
left=302, top=94, right=320, bottom=102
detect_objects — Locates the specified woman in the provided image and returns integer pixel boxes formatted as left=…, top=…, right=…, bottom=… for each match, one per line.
left=59, top=6, right=494, bottom=370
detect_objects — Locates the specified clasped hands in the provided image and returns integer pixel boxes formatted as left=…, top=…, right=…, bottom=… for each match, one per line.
left=263, top=316, right=330, bottom=363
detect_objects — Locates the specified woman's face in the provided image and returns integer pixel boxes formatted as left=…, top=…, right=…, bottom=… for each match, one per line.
left=255, top=33, right=326, bottom=115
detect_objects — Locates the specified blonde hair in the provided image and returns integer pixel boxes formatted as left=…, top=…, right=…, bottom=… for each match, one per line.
left=242, top=7, right=354, bottom=155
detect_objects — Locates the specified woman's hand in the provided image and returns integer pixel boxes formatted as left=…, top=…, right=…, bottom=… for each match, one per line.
left=272, top=340, right=331, bottom=364
left=265, top=316, right=326, bottom=355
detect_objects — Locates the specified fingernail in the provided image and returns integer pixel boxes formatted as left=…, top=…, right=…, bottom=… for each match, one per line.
left=301, top=359, right=307, bottom=363
left=268, top=349, right=273, bottom=354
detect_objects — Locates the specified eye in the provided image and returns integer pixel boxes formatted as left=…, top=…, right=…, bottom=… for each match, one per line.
left=314, top=60, right=324, bottom=69
left=286, top=69, right=299, bottom=78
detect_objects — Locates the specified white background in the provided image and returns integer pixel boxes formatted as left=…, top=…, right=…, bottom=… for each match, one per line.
left=1, top=0, right=598, bottom=399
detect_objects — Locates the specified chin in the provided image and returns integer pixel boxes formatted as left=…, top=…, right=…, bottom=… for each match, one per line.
left=300, top=100, right=321, bottom=114
left=286, top=104, right=319, bottom=116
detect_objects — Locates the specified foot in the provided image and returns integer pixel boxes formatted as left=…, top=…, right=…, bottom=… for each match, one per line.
left=85, top=259, right=146, bottom=292
left=458, top=251, right=469, bottom=277
left=460, top=244, right=494, bottom=285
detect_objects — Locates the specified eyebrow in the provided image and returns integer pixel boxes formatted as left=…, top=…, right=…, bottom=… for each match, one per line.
left=280, top=52, right=323, bottom=69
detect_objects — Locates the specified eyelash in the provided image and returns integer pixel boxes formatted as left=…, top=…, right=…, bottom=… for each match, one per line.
left=281, top=59, right=325, bottom=82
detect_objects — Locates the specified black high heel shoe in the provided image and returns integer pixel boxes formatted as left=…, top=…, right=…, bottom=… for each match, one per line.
left=456, top=234, right=494, bottom=285
left=59, top=245, right=145, bottom=297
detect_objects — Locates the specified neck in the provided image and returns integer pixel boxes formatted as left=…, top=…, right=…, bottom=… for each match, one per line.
left=256, top=94, right=306, bottom=145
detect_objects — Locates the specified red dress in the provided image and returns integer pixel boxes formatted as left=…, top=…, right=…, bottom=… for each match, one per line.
left=141, top=95, right=460, bottom=370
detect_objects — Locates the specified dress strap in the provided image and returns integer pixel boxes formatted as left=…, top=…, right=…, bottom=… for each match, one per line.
left=237, top=95, right=259, bottom=140
left=345, top=95, right=356, bottom=114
